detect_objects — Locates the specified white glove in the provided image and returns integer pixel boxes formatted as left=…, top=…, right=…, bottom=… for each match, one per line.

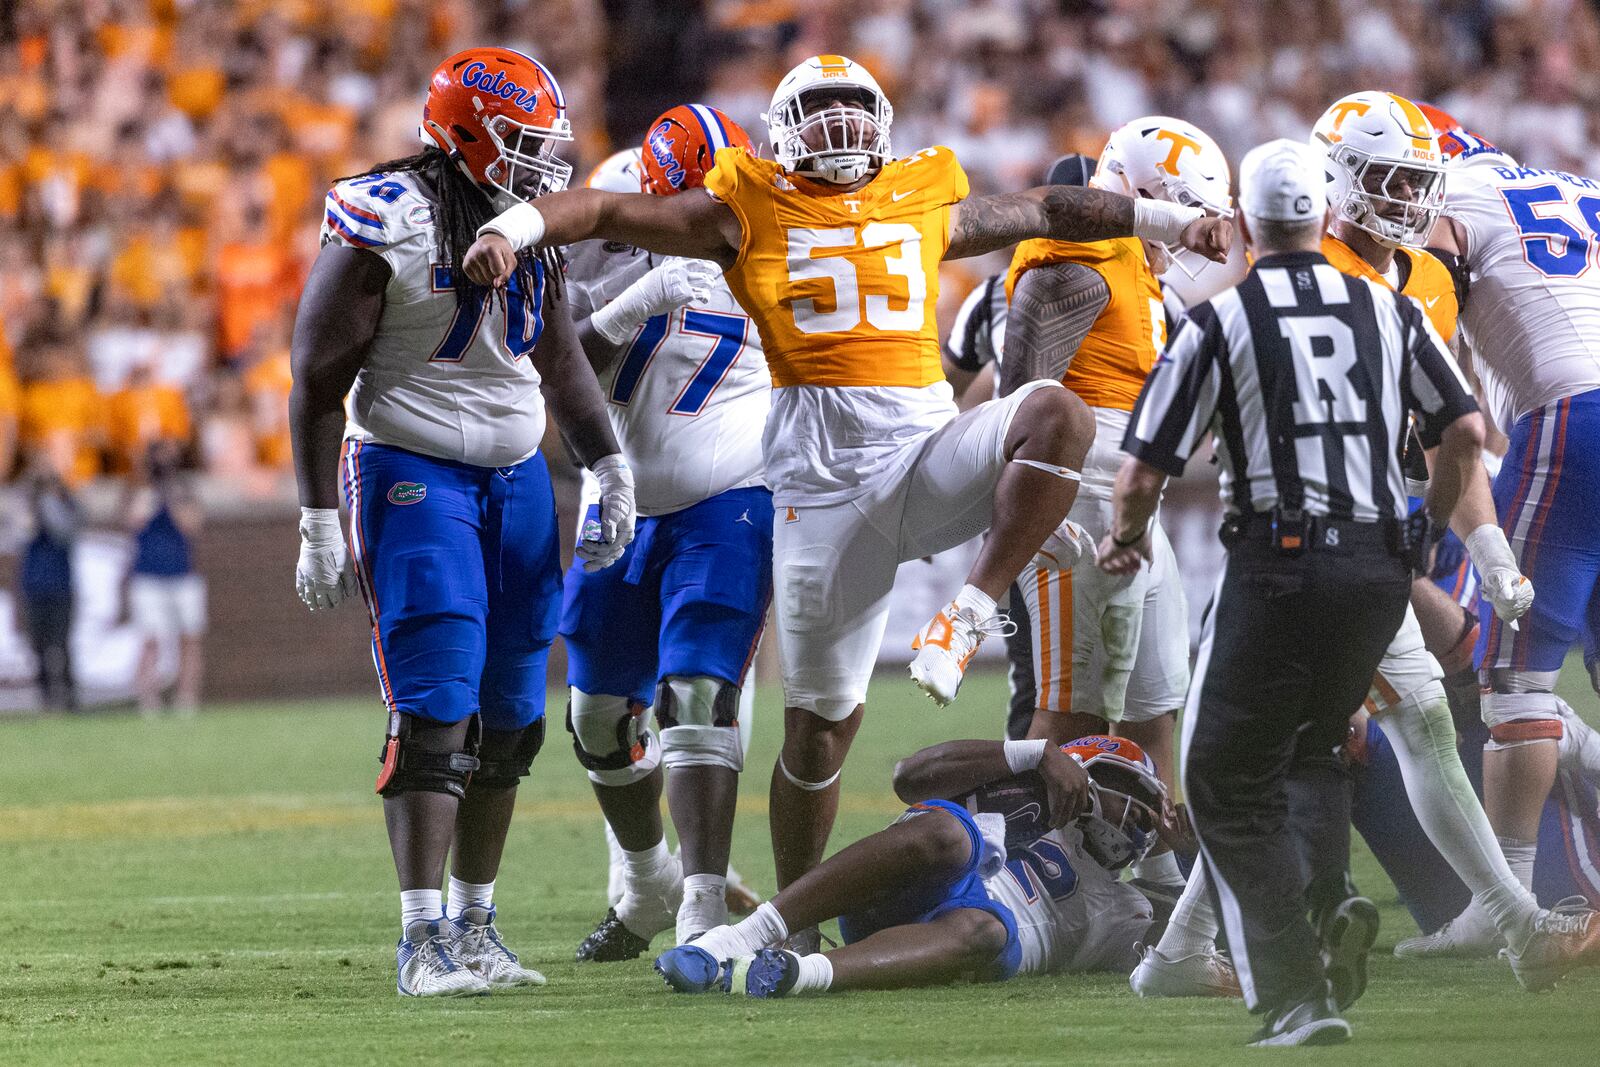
left=1033, top=518, right=1094, bottom=573
left=576, top=454, right=636, bottom=572
left=590, top=258, right=720, bottom=344
left=296, top=507, right=355, bottom=611
left=1465, top=523, right=1535, bottom=625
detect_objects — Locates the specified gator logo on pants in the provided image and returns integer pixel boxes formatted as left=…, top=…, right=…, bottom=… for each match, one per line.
left=387, top=482, right=427, bottom=506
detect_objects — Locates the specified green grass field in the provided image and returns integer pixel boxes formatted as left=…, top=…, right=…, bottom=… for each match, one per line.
left=3, top=669, right=1597, bottom=1066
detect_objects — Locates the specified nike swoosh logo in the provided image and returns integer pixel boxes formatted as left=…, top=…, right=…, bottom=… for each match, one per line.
left=1424, top=295, right=1442, bottom=308
left=892, top=189, right=916, bottom=202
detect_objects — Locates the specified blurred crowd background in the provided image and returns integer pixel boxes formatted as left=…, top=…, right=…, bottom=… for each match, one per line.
left=1, top=0, right=1598, bottom=709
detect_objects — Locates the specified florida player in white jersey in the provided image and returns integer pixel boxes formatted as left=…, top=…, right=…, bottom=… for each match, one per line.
left=553, top=107, right=775, bottom=960
left=1400, top=115, right=1600, bottom=962
left=653, top=734, right=1160, bottom=996
left=289, top=49, right=635, bottom=997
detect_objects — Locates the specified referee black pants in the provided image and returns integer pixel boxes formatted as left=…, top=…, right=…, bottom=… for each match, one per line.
left=1183, top=535, right=1409, bottom=1013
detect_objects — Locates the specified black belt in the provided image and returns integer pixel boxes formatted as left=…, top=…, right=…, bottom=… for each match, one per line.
left=1220, top=509, right=1403, bottom=557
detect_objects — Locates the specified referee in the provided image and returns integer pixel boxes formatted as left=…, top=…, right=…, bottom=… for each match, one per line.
left=1099, top=140, right=1485, bottom=1047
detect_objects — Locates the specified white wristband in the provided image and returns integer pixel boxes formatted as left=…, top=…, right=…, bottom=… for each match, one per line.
left=1003, top=738, right=1048, bottom=775
left=299, top=506, right=342, bottom=544
left=1465, top=523, right=1517, bottom=575
left=477, top=201, right=546, bottom=251
left=591, top=296, right=645, bottom=345
left=1132, top=199, right=1204, bottom=246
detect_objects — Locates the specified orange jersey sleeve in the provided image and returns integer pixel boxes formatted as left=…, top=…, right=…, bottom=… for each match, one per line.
left=704, top=145, right=968, bottom=388
left=1004, top=237, right=1164, bottom=411
left=1321, top=236, right=1458, bottom=342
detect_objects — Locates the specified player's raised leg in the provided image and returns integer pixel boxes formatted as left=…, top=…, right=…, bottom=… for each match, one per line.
left=909, top=381, right=1095, bottom=705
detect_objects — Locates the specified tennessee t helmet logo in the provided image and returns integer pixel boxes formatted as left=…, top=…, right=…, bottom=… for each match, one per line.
left=1154, top=129, right=1201, bottom=176
left=646, top=119, right=690, bottom=190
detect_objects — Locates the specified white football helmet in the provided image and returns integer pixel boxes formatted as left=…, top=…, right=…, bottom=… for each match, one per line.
left=765, top=54, right=892, bottom=185
left=1311, top=91, right=1446, bottom=248
left=584, top=147, right=645, bottom=193
left=1092, top=116, right=1232, bottom=277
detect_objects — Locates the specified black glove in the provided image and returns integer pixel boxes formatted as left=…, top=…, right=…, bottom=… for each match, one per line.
left=1403, top=508, right=1442, bottom=578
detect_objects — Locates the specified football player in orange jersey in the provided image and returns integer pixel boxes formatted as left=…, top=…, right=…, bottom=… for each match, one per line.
left=464, top=54, right=1230, bottom=909
left=1002, top=115, right=1231, bottom=922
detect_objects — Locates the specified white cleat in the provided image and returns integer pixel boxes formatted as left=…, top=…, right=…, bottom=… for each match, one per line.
left=1506, top=897, right=1600, bottom=992
left=450, top=906, right=547, bottom=988
left=909, top=602, right=1015, bottom=706
left=397, top=919, right=491, bottom=997
left=1394, top=907, right=1504, bottom=960
left=1129, top=943, right=1242, bottom=998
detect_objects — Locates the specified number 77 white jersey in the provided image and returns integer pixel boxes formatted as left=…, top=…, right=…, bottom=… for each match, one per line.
left=1444, top=159, right=1600, bottom=426
left=565, top=240, right=770, bottom=516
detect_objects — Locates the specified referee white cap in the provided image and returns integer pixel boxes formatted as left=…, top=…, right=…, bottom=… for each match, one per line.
left=1238, top=139, right=1327, bottom=222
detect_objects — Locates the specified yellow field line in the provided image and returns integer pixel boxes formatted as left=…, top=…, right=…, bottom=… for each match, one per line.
left=0, top=792, right=911, bottom=842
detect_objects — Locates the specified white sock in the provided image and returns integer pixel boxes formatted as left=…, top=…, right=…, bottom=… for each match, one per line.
left=1379, top=696, right=1540, bottom=936
left=400, top=888, right=443, bottom=930
left=790, top=951, right=834, bottom=995
left=447, top=877, right=494, bottom=920
left=1156, top=864, right=1218, bottom=958
left=622, top=838, right=673, bottom=889
left=677, top=874, right=729, bottom=944
left=696, top=901, right=789, bottom=960
left=954, top=584, right=997, bottom=621
left=1499, top=836, right=1537, bottom=892
left=1132, top=849, right=1183, bottom=887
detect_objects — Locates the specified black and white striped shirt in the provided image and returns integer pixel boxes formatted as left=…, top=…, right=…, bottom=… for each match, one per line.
left=1123, top=251, right=1477, bottom=522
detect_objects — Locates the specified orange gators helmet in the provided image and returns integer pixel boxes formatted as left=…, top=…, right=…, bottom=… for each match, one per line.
left=641, top=104, right=755, bottom=195
left=1061, top=735, right=1166, bottom=870
left=1416, top=101, right=1518, bottom=169
left=420, top=48, right=573, bottom=203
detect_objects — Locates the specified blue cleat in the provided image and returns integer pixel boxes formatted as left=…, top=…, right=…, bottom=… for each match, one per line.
left=654, top=944, right=732, bottom=993
left=737, top=949, right=801, bottom=998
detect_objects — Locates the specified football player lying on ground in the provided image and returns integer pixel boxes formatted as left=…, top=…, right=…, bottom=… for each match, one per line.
left=653, top=735, right=1171, bottom=996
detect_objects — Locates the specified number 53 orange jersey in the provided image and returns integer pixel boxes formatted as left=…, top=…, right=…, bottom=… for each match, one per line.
left=703, top=145, right=968, bottom=389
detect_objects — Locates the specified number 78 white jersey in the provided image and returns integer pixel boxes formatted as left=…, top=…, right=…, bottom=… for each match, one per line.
left=565, top=240, right=770, bottom=516
left=1445, top=161, right=1600, bottom=426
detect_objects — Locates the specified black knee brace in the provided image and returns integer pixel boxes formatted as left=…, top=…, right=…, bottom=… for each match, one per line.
left=474, top=718, right=546, bottom=790
left=374, top=712, right=480, bottom=800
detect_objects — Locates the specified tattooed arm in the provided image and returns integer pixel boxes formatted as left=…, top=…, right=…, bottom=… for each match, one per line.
left=998, top=263, right=1110, bottom=397
left=944, top=186, right=1232, bottom=262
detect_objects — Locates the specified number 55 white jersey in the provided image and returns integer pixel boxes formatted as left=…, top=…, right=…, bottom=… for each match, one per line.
left=565, top=240, right=770, bottom=517
left=1445, top=160, right=1600, bottom=425
left=321, top=171, right=550, bottom=469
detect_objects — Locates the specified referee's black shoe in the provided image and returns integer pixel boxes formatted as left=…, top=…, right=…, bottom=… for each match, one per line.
left=1247, top=991, right=1352, bottom=1048
left=1317, top=895, right=1381, bottom=1010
